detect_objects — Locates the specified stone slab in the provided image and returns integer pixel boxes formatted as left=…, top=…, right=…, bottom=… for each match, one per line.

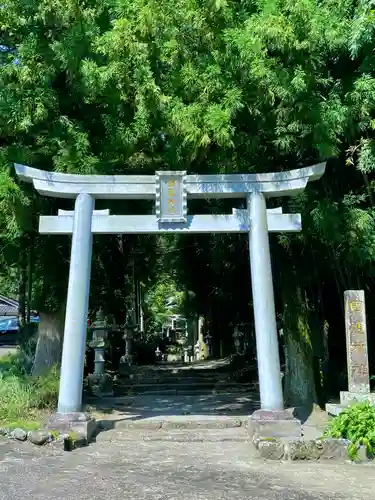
left=340, top=391, right=375, bottom=405
left=114, top=415, right=247, bottom=431
left=283, top=438, right=351, bottom=461
left=325, top=403, right=347, bottom=417
left=45, top=412, right=99, bottom=442
left=162, top=415, right=244, bottom=430
left=97, top=428, right=251, bottom=443
left=258, top=439, right=285, bottom=460
left=252, top=434, right=369, bottom=462
left=248, top=409, right=302, bottom=439
left=63, top=434, right=89, bottom=452
left=327, top=394, right=375, bottom=417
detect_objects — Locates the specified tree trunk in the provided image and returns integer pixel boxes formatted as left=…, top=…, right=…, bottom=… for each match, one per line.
left=26, top=232, right=35, bottom=324
left=18, top=238, right=27, bottom=328
left=32, top=307, right=65, bottom=376
left=282, top=283, right=317, bottom=408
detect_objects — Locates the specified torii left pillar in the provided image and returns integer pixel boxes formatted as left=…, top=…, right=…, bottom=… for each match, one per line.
left=48, top=193, right=97, bottom=437
left=58, top=193, right=94, bottom=413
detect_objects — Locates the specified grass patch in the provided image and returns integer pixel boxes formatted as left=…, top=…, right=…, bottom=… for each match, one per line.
left=5, top=420, right=41, bottom=431
left=0, top=353, right=59, bottom=429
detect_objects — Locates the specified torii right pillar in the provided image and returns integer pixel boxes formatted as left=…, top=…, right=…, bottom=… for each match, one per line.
left=247, top=192, right=302, bottom=438
left=248, top=191, right=302, bottom=440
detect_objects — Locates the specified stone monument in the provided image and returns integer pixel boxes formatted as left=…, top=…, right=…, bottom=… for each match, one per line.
left=326, top=290, right=374, bottom=416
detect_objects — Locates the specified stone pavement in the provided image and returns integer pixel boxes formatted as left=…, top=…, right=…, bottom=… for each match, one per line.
left=0, top=427, right=373, bottom=500
left=88, top=393, right=258, bottom=430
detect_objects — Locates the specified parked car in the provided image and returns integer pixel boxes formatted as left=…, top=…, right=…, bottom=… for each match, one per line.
left=0, top=316, right=39, bottom=331
left=0, top=316, right=39, bottom=345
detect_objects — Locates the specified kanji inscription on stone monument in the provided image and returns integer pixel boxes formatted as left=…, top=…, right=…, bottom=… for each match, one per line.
left=344, top=290, right=370, bottom=393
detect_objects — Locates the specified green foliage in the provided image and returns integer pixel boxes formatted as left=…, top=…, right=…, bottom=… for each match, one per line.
left=0, top=354, right=59, bottom=425
left=2, top=0, right=375, bottom=404
left=324, top=403, right=375, bottom=459
left=144, top=277, right=185, bottom=329
left=5, top=420, right=41, bottom=432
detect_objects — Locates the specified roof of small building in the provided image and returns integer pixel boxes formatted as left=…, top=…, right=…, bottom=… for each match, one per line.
left=0, top=294, right=19, bottom=316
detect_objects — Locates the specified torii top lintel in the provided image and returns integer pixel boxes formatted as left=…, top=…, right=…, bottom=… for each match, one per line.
left=14, top=162, right=326, bottom=200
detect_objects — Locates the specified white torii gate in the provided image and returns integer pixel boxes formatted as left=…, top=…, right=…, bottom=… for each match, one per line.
left=15, top=163, right=325, bottom=424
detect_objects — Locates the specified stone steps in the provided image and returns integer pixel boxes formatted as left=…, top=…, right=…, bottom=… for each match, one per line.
left=120, top=371, right=235, bottom=379
left=97, top=414, right=249, bottom=431
left=115, top=389, right=253, bottom=396
left=120, top=383, right=252, bottom=396
left=120, top=375, right=231, bottom=383
left=118, top=379, right=228, bottom=387
left=115, top=362, right=255, bottom=397
left=115, top=381, right=254, bottom=389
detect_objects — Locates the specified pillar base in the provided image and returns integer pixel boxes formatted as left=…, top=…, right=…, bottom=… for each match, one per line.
left=248, top=409, right=301, bottom=439
left=45, top=412, right=98, bottom=442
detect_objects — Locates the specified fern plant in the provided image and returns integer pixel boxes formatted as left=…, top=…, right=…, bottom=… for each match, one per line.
left=324, top=402, right=375, bottom=459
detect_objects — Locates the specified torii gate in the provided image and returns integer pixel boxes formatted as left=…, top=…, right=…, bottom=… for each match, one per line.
left=15, top=163, right=325, bottom=426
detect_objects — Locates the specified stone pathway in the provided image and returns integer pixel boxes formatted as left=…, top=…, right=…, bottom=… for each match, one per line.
left=0, top=427, right=373, bottom=500
left=88, top=393, right=258, bottom=430
left=87, top=393, right=331, bottom=439
left=115, top=358, right=258, bottom=396
left=0, top=359, right=351, bottom=498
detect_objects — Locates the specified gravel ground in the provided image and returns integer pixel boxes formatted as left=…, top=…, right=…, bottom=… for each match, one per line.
left=0, top=427, right=373, bottom=500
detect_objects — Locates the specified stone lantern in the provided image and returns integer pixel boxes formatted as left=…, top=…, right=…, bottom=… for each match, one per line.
left=90, top=309, right=108, bottom=375
left=187, top=344, right=193, bottom=362
left=119, top=311, right=138, bottom=373
left=204, top=333, right=212, bottom=358
left=232, top=326, right=243, bottom=355
left=183, top=346, right=190, bottom=363
left=155, top=346, right=162, bottom=363
left=86, top=309, right=113, bottom=397
left=194, top=340, right=201, bottom=361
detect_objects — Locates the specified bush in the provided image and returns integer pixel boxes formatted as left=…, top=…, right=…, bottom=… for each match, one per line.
left=30, top=365, right=59, bottom=409
left=0, top=353, right=59, bottom=427
left=324, top=402, right=375, bottom=459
